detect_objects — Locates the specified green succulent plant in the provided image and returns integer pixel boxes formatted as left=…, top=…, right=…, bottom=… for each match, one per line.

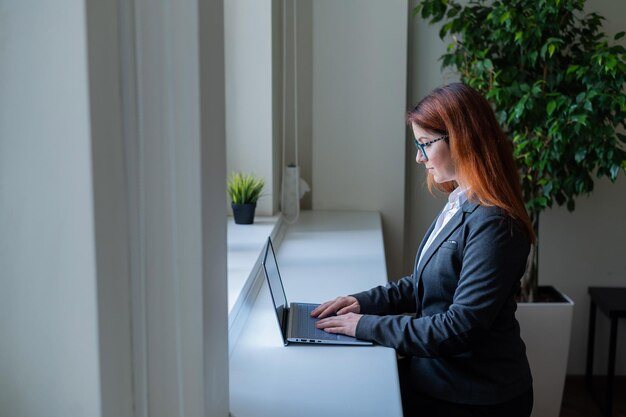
left=227, top=172, right=265, bottom=205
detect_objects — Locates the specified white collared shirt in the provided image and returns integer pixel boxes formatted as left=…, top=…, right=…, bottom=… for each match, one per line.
left=417, top=187, right=468, bottom=268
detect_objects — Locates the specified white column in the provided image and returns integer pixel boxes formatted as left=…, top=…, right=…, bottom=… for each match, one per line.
left=129, top=0, right=229, bottom=415
left=0, top=2, right=103, bottom=416
left=0, top=1, right=229, bottom=416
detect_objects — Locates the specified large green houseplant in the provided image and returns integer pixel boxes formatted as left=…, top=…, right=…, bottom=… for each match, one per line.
left=414, top=0, right=626, bottom=301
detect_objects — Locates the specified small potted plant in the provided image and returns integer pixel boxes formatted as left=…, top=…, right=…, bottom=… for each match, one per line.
left=227, top=172, right=265, bottom=224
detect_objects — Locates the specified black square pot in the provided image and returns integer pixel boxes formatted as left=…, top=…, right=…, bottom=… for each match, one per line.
left=231, top=202, right=257, bottom=224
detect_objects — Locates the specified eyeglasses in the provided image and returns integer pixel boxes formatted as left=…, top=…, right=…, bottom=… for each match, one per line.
left=413, top=135, right=448, bottom=161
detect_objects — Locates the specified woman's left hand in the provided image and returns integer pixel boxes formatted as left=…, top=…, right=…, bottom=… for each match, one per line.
left=315, top=312, right=363, bottom=338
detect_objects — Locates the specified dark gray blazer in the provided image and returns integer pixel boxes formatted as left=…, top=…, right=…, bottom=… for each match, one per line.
left=353, top=200, right=532, bottom=405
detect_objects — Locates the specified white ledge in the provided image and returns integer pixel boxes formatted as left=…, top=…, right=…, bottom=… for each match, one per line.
left=227, top=214, right=286, bottom=352
left=228, top=210, right=402, bottom=417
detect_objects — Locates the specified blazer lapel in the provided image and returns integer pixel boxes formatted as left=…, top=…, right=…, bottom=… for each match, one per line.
left=414, top=200, right=480, bottom=280
left=415, top=213, right=439, bottom=266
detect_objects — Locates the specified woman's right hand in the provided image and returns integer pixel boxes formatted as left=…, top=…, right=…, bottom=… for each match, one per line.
left=310, top=296, right=360, bottom=319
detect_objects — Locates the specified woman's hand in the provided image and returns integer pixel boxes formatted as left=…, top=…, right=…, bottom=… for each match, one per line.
left=311, top=296, right=362, bottom=338
left=310, top=296, right=360, bottom=319
left=315, top=312, right=362, bottom=338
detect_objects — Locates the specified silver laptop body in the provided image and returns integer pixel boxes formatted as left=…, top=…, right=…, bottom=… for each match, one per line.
left=262, top=237, right=372, bottom=346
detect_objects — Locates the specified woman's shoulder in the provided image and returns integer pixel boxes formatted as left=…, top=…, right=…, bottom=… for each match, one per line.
left=464, top=202, right=520, bottom=229
left=464, top=201, right=507, bottom=220
left=465, top=202, right=529, bottom=242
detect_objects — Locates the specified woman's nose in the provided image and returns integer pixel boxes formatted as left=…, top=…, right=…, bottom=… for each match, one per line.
left=416, top=151, right=426, bottom=164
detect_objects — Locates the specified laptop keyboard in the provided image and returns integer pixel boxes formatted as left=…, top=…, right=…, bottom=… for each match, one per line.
left=291, top=303, right=340, bottom=341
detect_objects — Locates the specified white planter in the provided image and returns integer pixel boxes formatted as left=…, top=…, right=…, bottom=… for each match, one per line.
left=516, top=287, right=574, bottom=417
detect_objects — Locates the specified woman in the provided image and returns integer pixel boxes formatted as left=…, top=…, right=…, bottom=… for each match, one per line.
left=312, top=83, right=534, bottom=417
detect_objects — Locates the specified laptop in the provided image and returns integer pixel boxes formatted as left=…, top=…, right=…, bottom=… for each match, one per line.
left=262, top=237, right=373, bottom=346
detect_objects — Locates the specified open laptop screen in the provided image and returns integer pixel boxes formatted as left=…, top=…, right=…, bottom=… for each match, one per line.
left=262, top=238, right=288, bottom=333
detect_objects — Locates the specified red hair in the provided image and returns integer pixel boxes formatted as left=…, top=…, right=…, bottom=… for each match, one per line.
left=407, top=83, right=535, bottom=242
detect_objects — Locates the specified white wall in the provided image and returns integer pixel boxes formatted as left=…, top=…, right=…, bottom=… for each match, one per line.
left=0, top=2, right=103, bottom=416
left=312, top=0, right=408, bottom=281
left=407, top=0, right=626, bottom=375
left=541, top=177, right=626, bottom=375
left=225, top=0, right=278, bottom=215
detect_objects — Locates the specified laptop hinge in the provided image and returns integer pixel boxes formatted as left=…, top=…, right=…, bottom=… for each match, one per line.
left=282, top=306, right=290, bottom=342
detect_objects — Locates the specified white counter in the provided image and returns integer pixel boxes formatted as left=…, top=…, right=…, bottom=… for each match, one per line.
left=229, top=210, right=403, bottom=417
left=227, top=215, right=280, bottom=313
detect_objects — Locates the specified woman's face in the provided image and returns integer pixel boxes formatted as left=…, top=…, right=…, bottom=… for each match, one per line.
left=412, top=123, right=457, bottom=184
